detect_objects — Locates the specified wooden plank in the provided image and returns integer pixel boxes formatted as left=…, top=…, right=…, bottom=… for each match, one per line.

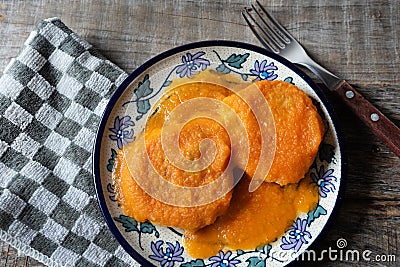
left=0, top=0, right=399, bottom=83
left=1, top=241, right=16, bottom=267
left=1, top=241, right=10, bottom=266
left=0, top=0, right=398, bottom=266
left=0, top=240, right=43, bottom=267
left=297, top=200, right=400, bottom=266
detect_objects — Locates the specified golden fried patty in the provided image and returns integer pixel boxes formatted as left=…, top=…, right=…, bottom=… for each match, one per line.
left=146, top=81, right=231, bottom=131
left=223, top=80, right=324, bottom=185
left=114, top=118, right=233, bottom=231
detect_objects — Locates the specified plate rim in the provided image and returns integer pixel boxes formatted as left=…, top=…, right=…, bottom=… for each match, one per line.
left=92, top=40, right=347, bottom=266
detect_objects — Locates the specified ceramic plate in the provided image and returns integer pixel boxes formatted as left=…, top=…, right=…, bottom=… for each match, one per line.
left=93, top=41, right=345, bottom=267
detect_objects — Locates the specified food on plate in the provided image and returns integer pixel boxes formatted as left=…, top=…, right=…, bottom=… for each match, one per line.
left=114, top=82, right=234, bottom=231
left=145, top=80, right=232, bottom=131
left=184, top=174, right=319, bottom=258
left=223, top=80, right=324, bottom=185
left=113, top=77, right=323, bottom=257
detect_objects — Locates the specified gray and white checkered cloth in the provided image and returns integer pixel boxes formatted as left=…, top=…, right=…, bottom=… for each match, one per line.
left=0, top=18, right=138, bottom=266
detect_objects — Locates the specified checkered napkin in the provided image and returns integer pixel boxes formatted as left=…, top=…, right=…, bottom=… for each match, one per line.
left=0, top=18, right=138, bottom=266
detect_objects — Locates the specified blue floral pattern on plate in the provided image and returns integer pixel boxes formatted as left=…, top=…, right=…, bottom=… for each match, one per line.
left=281, top=218, right=311, bottom=252
left=209, top=251, right=240, bottom=267
left=176, top=52, right=210, bottom=78
left=311, top=166, right=337, bottom=198
left=108, top=115, right=134, bottom=149
left=250, top=59, right=278, bottom=80
left=149, top=241, right=184, bottom=266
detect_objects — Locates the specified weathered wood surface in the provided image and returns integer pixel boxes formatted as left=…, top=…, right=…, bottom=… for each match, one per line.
left=0, top=0, right=399, bottom=266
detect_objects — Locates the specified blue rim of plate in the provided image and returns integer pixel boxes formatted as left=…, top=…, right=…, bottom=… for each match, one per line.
left=93, top=40, right=347, bottom=266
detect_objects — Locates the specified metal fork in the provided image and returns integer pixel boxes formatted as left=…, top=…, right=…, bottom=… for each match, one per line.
left=243, top=1, right=400, bottom=158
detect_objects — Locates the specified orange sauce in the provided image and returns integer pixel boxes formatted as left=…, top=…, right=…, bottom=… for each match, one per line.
left=184, top=175, right=319, bottom=258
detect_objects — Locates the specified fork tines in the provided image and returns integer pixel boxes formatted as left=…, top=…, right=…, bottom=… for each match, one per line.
left=242, top=1, right=292, bottom=53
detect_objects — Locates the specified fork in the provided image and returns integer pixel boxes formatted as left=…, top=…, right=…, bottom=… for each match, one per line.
left=243, top=1, right=400, bottom=158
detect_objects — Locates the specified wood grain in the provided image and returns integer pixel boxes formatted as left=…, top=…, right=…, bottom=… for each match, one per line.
left=0, top=241, right=42, bottom=267
left=0, top=0, right=399, bottom=266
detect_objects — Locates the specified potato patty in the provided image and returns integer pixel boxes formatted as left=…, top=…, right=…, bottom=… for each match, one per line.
left=114, top=118, right=233, bottom=231
left=223, top=80, right=324, bottom=185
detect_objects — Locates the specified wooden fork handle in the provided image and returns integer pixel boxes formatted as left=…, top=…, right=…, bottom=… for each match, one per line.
left=333, top=80, right=400, bottom=157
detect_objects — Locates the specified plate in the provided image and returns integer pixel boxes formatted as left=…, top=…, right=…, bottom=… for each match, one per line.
left=93, top=40, right=345, bottom=266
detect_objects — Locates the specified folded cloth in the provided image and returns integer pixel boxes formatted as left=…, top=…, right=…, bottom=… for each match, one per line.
left=0, top=18, right=138, bottom=266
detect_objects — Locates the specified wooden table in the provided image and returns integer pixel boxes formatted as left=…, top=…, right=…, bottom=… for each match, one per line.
left=0, top=0, right=399, bottom=266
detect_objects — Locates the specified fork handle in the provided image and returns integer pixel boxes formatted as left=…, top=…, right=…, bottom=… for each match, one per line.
left=333, top=80, right=400, bottom=157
